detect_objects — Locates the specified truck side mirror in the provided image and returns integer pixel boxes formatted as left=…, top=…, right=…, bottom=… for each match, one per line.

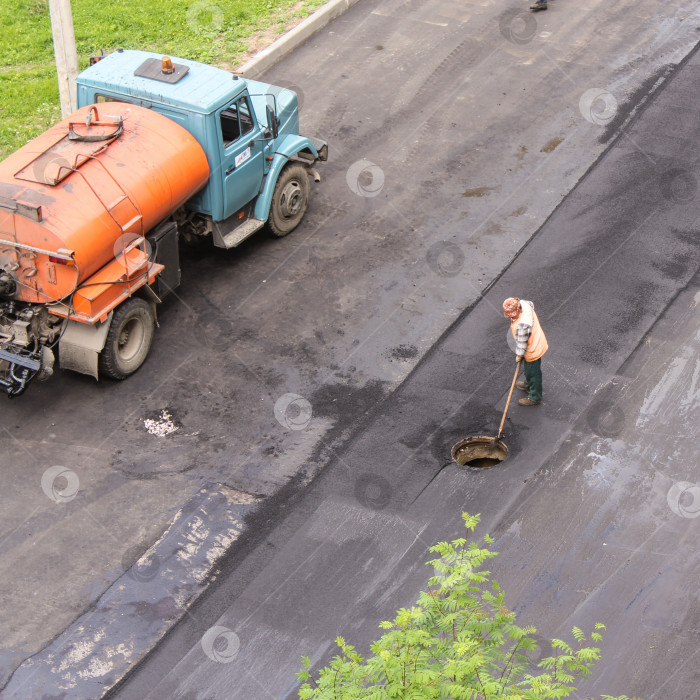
left=266, top=105, right=279, bottom=139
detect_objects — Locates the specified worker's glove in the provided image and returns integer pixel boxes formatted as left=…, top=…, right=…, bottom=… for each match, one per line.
left=516, top=355, right=523, bottom=363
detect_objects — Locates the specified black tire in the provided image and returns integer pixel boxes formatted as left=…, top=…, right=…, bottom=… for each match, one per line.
left=99, top=297, right=155, bottom=380
left=268, top=163, right=310, bottom=237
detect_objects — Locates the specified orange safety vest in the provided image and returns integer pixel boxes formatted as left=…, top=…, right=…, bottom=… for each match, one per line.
left=510, top=300, right=548, bottom=362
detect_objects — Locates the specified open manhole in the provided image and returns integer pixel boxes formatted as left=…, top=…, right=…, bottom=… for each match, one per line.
left=451, top=436, right=508, bottom=469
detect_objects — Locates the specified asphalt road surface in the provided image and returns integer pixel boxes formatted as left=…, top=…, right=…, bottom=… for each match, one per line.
left=112, top=8, right=700, bottom=700
left=1, top=0, right=699, bottom=697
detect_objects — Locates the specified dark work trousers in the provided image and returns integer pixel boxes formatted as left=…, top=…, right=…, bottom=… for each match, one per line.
left=523, top=358, right=543, bottom=402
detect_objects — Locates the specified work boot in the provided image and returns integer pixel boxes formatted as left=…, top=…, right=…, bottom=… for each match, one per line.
left=518, top=397, right=542, bottom=406
left=530, top=1, right=547, bottom=10
left=516, top=380, right=529, bottom=392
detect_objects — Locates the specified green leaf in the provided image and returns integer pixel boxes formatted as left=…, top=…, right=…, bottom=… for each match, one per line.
left=296, top=514, right=626, bottom=699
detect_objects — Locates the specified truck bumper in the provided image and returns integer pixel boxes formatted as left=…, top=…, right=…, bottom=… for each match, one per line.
left=0, top=345, right=54, bottom=398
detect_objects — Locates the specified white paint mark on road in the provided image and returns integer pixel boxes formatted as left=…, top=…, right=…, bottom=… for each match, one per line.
left=638, top=349, right=697, bottom=428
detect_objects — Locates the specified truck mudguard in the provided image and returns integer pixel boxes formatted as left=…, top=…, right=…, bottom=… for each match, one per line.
left=58, top=314, right=113, bottom=380
left=253, top=135, right=321, bottom=222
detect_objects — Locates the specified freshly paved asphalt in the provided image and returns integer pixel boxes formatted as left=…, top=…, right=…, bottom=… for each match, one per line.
left=2, top=0, right=699, bottom=697
left=112, top=30, right=700, bottom=700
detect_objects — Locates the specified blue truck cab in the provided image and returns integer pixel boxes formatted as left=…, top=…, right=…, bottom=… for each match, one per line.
left=76, top=49, right=327, bottom=247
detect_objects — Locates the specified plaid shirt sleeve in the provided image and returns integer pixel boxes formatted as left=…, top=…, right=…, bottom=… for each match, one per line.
left=514, top=323, right=532, bottom=357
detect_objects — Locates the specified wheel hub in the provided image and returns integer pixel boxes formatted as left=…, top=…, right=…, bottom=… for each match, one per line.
left=279, top=180, right=303, bottom=217
left=117, top=319, right=144, bottom=361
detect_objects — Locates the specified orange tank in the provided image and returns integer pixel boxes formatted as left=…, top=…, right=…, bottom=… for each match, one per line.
left=0, top=103, right=209, bottom=308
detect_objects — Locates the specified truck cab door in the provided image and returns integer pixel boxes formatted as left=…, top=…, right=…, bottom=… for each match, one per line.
left=218, top=96, right=264, bottom=220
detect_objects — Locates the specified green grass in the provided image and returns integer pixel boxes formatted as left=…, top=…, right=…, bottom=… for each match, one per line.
left=0, top=0, right=326, bottom=159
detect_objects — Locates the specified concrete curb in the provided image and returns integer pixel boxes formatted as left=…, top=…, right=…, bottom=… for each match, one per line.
left=2, top=485, right=259, bottom=699
left=239, top=0, right=363, bottom=79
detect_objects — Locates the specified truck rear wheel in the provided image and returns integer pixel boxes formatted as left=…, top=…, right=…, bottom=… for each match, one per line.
left=99, top=297, right=155, bottom=380
left=268, top=163, right=310, bottom=237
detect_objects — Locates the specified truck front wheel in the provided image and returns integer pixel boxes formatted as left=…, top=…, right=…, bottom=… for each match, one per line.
left=269, top=163, right=310, bottom=237
left=99, top=297, right=156, bottom=380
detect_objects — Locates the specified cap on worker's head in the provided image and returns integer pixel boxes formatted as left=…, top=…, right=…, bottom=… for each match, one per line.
left=503, top=297, right=521, bottom=318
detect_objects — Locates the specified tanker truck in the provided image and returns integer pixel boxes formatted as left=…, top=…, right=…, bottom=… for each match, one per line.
left=0, top=50, right=326, bottom=397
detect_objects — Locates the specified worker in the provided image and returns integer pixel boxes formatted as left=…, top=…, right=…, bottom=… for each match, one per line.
left=503, top=297, right=548, bottom=406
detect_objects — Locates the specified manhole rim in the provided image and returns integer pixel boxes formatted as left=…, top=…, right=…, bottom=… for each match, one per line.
left=451, top=435, right=508, bottom=469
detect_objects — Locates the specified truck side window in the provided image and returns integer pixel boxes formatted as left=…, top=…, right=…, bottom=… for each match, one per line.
left=220, top=105, right=241, bottom=146
left=220, top=97, right=254, bottom=147
left=238, top=98, right=254, bottom=136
